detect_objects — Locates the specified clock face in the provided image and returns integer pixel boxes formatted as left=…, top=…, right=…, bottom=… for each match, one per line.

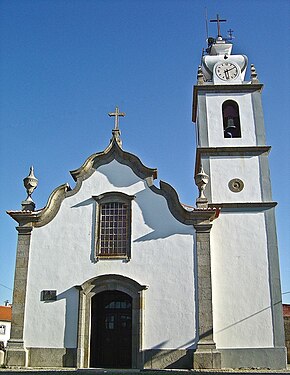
left=215, top=62, right=239, bottom=81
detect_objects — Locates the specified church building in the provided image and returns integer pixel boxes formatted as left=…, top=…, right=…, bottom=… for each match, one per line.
left=6, top=21, right=287, bottom=370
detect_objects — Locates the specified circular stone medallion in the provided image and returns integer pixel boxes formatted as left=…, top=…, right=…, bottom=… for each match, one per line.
left=228, top=178, right=244, bottom=193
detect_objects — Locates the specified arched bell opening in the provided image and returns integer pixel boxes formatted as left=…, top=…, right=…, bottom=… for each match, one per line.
left=222, top=100, right=241, bottom=138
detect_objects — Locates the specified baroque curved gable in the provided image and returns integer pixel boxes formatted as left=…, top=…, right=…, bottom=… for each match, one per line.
left=7, top=135, right=218, bottom=227
left=70, top=136, right=158, bottom=182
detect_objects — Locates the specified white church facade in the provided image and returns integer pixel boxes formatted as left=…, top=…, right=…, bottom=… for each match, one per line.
left=6, top=24, right=287, bottom=369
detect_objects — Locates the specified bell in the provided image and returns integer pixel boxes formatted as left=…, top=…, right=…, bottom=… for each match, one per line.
left=224, top=117, right=236, bottom=137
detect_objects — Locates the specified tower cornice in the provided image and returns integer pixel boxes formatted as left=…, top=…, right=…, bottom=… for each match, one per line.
left=195, top=146, right=271, bottom=176
left=208, top=202, right=277, bottom=210
left=192, top=83, right=264, bottom=122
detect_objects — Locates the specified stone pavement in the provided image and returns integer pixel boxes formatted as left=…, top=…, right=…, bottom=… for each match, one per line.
left=0, top=368, right=290, bottom=375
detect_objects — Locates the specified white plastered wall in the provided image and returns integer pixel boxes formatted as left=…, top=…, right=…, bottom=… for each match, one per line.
left=0, top=320, right=11, bottom=346
left=206, top=92, right=257, bottom=147
left=211, top=212, right=273, bottom=348
left=24, top=160, right=196, bottom=350
left=210, top=155, right=262, bottom=203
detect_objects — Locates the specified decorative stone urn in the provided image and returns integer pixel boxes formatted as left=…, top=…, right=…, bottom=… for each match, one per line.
left=22, top=166, right=38, bottom=211
left=194, top=166, right=209, bottom=208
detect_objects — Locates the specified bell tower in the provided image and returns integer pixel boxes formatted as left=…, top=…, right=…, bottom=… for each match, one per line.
left=192, top=16, right=286, bottom=369
left=193, top=18, right=265, bottom=204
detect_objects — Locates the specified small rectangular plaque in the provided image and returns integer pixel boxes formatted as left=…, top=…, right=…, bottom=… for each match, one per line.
left=41, top=290, right=57, bottom=301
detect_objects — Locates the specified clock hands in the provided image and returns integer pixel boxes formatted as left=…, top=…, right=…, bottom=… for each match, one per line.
left=224, top=66, right=237, bottom=79
left=215, top=62, right=238, bottom=81
left=225, top=66, right=236, bottom=73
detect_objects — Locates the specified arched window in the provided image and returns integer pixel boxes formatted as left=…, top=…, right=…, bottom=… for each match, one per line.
left=222, top=100, right=241, bottom=138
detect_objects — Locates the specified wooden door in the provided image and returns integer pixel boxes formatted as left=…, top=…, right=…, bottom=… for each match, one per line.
left=90, top=291, right=132, bottom=368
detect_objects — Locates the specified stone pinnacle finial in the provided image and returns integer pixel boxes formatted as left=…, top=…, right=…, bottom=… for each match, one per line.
left=22, top=166, right=38, bottom=211
left=197, top=65, right=204, bottom=85
left=194, top=165, right=209, bottom=208
left=250, top=64, right=259, bottom=83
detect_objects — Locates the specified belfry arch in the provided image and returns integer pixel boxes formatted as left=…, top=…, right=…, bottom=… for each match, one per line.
left=222, top=99, right=241, bottom=138
left=76, top=274, right=147, bottom=368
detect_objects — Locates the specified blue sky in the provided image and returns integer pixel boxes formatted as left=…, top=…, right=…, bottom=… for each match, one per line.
left=0, top=0, right=289, bottom=305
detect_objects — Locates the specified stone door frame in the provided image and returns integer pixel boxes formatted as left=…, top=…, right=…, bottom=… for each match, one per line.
left=76, top=274, right=147, bottom=368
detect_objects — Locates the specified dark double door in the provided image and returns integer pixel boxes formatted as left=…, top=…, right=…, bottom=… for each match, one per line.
left=90, top=291, right=132, bottom=368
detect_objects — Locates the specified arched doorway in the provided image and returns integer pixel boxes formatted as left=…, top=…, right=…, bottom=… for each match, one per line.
left=90, top=291, right=132, bottom=368
left=76, top=274, right=148, bottom=368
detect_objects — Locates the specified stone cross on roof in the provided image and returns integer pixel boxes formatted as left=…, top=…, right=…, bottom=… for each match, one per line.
left=108, top=106, right=125, bottom=131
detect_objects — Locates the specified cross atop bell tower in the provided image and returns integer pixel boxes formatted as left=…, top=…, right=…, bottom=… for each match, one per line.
left=210, top=14, right=227, bottom=38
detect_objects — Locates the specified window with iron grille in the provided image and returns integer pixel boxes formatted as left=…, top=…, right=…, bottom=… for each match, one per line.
left=93, top=192, right=134, bottom=260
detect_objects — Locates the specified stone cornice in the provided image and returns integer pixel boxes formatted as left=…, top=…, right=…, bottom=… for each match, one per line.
left=193, top=223, right=212, bottom=232
left=209, top=202, right=277, bottom=210
left=197, top=146, right=271, bottom=155
left=192, top=83, right=264, bottom=122
left=7, top=183, right=71, bottom=227
left=16, top=226, right=34, bottom=234
left=195, top=146, right=271, bottom=176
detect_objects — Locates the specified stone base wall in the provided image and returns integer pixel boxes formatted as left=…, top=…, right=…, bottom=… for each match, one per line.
left=284, top=316, right=290, bottom=363
left=7, top=346, right=287, bottom=369
left=219, top=347, right=287, bottom=369
left=16, top=347, right=193, bottom=369
left=5, top=340, right=27, bottom=367
left=143, top=349, right=193, bottom=369
left=28, top=348, right=77, bottom=367
left=0, top=350, right=4, bottom=366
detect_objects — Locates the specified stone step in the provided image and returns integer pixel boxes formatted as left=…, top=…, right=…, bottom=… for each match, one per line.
left=0, top=369, right=290, bottom=375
